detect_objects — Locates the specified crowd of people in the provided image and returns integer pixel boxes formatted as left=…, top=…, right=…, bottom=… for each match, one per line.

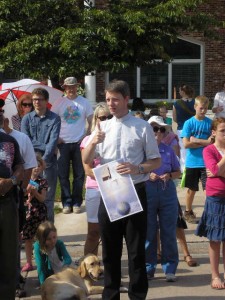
left=1, top=78, right=225, bottom=299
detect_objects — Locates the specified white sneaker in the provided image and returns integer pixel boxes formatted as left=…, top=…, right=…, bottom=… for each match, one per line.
left=166, top=273, right=177, bottom=282
left=73, top=206, right=81, bottom=214
left=62, top=206, right=72, bottom=214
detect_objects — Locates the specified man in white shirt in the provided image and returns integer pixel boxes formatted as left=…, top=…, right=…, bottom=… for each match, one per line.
left=212, top=81, right=225, bottom=118
left=51, top=77, right=93, bottom=214
left=83, top=80, right=161, bottom=300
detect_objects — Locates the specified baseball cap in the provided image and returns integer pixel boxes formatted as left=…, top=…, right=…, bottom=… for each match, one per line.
left=148, top=115, right=170, bottom=127
left=62, top=77, right=80, bottom=88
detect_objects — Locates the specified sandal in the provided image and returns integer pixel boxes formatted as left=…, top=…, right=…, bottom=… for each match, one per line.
left=211, top=277, right=225, bottom=290
left=184, top=255, right=197, bottom=267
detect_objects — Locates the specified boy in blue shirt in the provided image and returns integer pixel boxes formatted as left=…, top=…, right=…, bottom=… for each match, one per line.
left=181, top=96, right=212, bottom=223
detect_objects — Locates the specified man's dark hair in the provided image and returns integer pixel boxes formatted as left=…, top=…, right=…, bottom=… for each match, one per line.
left=105, top=80, right=130, bottom=98
left=32, top=88, right=49, bottom=100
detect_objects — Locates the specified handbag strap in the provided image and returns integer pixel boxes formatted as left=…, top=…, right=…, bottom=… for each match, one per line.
left=176, top=99, right=195, bottom=116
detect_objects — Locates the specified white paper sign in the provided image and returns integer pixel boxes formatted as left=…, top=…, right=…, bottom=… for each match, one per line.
left=93, top=160, right=143, bottom=222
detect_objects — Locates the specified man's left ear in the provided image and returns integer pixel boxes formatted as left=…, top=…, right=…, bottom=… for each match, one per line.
left=125, top=96, right=129, bottom=104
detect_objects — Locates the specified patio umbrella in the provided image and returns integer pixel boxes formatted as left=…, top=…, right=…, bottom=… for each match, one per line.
left=0, top=78, right=64, bottom=125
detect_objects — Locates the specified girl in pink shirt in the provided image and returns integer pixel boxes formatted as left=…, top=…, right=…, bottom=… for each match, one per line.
left=196, top=117, right=225, bottom=289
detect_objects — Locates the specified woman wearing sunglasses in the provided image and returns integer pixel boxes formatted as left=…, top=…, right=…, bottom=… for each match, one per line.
left=145, top=115, right=181, bottom=282
left=12, top=94, right=33, bottom=131
left=80, top=102, right=112, bottom=256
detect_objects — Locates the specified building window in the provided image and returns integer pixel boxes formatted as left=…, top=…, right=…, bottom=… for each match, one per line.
left=108, top=37, right=204, bottom=101
left=109, top=67, right=137, bottom=98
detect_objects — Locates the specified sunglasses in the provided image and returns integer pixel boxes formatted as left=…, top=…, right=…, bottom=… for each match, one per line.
left=22, top=103, right=32, bottom=107
left=153, top=126, right=166, bottom=133
left=97, top=115, right=113, bottom=121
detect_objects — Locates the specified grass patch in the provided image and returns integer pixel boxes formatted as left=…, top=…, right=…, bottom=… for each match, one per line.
left=54, top=204, right=62, bottom=214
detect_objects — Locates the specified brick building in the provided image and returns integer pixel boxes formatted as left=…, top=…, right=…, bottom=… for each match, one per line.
left=94, top=0, right=225, bottom=105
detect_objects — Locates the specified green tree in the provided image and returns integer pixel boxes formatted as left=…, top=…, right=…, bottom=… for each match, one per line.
left=0, top=0, right=221, bottom=82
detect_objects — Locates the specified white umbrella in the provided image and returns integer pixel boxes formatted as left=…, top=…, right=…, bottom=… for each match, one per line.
left=0, top=78, right=64, bottom=125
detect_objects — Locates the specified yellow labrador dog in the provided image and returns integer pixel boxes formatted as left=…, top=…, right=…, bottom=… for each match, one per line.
left=41, top=254, right=104, bottom=300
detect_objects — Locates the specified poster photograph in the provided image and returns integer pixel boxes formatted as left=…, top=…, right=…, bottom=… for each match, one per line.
left=93, top=160, right=143, bottom=222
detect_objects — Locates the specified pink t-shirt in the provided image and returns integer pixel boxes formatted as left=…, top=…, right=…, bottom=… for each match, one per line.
left=203, top=144, right=225, bottom=197
left=80, top=136, right=100, bottom=189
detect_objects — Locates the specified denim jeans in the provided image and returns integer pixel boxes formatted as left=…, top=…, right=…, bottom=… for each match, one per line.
left=57, top=143, right=84, bottom=208
left=0, top=195, right=18, bottom=300
left=43, top=155, right=58, bottom=223
left=145, top=180, right=179, bottom=276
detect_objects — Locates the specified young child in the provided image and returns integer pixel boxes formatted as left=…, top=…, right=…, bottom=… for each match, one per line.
left=196, top=118, right=225, bottom=289
left=34, top=221, right=72, bottom=285
left=21, top=153, right=48, bottom=272
left=181, top=96, right=212, bottom=223
left=159, top=105, right=172, bottom=125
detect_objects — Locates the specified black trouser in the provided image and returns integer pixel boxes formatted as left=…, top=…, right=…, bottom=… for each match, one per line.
left=98, top=183, right=148, bottom=300
left=0, top=195, right=18, bottom=300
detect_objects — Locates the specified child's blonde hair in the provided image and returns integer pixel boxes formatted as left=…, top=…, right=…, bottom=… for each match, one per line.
left=195, top=95, right=209, bottom=106
left=36, top=221, right=57, bottom=253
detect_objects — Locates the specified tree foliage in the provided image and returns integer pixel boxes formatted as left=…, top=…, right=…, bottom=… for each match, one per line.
left=0, top=0, right=221, bottom=81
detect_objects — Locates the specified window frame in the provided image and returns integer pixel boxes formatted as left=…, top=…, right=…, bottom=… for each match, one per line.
left=107, top=36, right=205, bottom=102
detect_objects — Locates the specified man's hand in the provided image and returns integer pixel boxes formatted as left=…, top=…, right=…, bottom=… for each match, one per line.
left=57, top=137, right=65, bottom=144
left=116, top=162, right=138, bottom=175
left=216, top=106, right=223, bottom=113
left=91, top=122, right=105, bottom=145
left=0, top=178, right=13, bottom=196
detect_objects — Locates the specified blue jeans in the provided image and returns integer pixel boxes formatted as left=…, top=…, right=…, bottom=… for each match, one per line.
left=57, top=143, right=84, bottom=208
left=43, top=155, right=58, bottom=223
left=145, top=180, right=179, bottom=276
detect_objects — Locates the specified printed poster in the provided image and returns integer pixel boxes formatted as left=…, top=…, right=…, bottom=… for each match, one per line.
left=93, top=160, right=143, bottom=222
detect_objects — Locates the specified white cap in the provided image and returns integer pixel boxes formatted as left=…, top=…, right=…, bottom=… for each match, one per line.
left=148, top=115, right=170, bottom=127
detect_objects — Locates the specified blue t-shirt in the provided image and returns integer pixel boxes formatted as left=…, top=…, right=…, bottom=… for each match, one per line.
left=181, top=116, right=212, bottom=168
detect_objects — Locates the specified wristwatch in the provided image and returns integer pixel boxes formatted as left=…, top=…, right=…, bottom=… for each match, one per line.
left=138, top=164, right=145, bottom=174
left=10, top=175, right=17, bottom=186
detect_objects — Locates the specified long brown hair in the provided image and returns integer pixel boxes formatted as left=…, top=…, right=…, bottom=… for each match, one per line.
left=36, top=221, right=57, bottom=253
left=179, top=84, right=194, bottom=98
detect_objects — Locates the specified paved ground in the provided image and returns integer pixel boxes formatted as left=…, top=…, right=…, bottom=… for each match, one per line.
left=17, top=183, right=225, bottom=300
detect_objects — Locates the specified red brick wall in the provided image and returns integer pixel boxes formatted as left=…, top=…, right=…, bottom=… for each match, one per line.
left=202, top=0, right=225, bottom=100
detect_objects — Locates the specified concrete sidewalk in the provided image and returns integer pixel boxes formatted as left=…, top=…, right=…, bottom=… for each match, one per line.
left=19, top=185, right=225, bottom=300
